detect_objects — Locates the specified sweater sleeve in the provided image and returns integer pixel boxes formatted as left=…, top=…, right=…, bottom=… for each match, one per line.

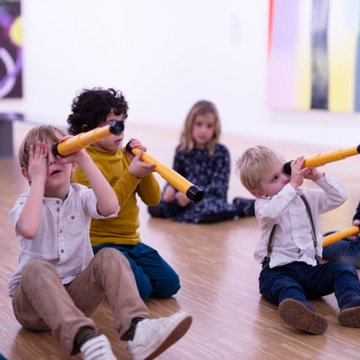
left=137, top=173, right=161, bottom=205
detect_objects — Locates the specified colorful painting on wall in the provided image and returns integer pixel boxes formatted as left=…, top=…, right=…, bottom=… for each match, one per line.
left=268, top=0, right=360, bottom=112
left=0, top=0, right=22, bottom=99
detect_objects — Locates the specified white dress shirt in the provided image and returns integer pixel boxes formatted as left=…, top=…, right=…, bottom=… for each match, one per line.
left=254, top=175, right=347, bottom=268
left=8, top=183, right=119, bottom=296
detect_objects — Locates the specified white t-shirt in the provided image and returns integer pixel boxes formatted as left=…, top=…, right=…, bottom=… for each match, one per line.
left=254, top=175, right=347, bottom=268
left=8, top=183, right=118, bottom=296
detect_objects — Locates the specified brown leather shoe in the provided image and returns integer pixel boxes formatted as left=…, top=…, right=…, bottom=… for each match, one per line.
left=338, top=306, right=360, bottom=327
left=278, top=298, right=328, bottom=335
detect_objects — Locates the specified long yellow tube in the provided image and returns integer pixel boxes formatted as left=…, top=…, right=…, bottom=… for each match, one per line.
left=129, top=146, right=204, bottom=203
left=283, top=145, right=360, bottom=175
left=52, top=121, right=124, bottom=157
left=322, top=226, right=360, bottom=247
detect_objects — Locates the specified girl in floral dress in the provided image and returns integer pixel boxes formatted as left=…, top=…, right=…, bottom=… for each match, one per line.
left=148, top=100, right=255, bottom=223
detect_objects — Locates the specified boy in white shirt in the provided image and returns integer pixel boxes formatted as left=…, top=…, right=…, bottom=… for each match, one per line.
left=238, top=145, right=360, bottom=335
left=9, top=125, right=192, bottom=359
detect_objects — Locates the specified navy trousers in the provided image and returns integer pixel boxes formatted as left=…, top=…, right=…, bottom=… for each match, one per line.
left=259, top=261, right=360, bottom=311
left=93, top=243, right=180, bottom=301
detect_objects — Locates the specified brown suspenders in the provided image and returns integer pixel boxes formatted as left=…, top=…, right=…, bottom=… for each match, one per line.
left=262, top=194, right=319, bottom=266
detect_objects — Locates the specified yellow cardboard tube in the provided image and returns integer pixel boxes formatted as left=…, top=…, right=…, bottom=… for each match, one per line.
left=128, top=146, right=204, bottom=203
left=322, top=225, right=360, bottom=247
left=52, top=121, right=124, bottom=157
left=283, top=145, right=360, bottom=175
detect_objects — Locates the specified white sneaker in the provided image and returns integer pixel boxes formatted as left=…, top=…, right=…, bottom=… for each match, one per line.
left=127, top=311, right=192, bottom=360
left=80, top=334, right=117, bottom=360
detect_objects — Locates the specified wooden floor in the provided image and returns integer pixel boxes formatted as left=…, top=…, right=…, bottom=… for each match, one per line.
left=1, top=122, right=360, bottom=359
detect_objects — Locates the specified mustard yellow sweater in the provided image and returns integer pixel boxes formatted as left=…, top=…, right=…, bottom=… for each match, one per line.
left=72, top=146, right=161, bottom=246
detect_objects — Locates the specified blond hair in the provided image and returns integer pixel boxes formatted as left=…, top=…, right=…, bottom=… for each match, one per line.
left=237, top=145, right=284, bottom=193
left=179, top=100, right=221, bottom=155
left=19, top=125, right=67, bottom=168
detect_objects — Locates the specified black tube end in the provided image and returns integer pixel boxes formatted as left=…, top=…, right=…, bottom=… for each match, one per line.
left=109, top=121, right=125, bottom=135
left=125, top=141, right=132, bottom=153
left=52, top=143, right=62, bottom=157
left=283, top=161, right=292, bottom=175
left=186, top=185, right=204, bottom=202
left=357, top=144, right=360, bottom=153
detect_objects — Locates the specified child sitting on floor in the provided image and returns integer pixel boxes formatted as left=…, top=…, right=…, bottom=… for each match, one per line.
left=148, top=100, right=255, bottom=223
left=238, top=145, right=360, bottom=335
left=8, top=125, right=192, bottom=359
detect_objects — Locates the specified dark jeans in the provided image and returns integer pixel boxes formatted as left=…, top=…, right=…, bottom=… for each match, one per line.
left=322, top=234, right=360, bottom=268
left=259, top=261, right=360, bottom=311
left=93, top=243, right=180, bottom=301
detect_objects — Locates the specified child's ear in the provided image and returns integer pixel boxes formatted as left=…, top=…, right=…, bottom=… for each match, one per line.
left=71, top=163, right=77, bottom=173
left=21, top=167, right=31, bottom=181
left=251, top=190, right=263, bottom=199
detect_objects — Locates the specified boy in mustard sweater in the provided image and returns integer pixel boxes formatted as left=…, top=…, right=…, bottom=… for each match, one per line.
left=68, top=87, right=180, bottom=301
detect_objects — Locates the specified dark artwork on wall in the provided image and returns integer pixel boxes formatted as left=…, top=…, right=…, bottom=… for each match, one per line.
left=310, top=0, right=329, bottom=110
left=0, top=0, right=22, bottom=99
left=268, top=0, right=360, bottom=113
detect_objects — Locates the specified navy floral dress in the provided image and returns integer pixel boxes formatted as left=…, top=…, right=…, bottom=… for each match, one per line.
left=148, top=143, right=245, bottom=223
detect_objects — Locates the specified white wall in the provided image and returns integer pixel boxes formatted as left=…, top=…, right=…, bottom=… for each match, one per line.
left=1, top=0, right=360, bottom=148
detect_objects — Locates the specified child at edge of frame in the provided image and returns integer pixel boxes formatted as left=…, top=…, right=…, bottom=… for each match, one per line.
left=67, top=87, right=181, bottom=302
left=8, top=124, right=192, bottom=359
left=148, top=99, right=256, bottom=223
left=237, top=144, right=360, bottom=335
left=322, top=201, right=360, bottom=268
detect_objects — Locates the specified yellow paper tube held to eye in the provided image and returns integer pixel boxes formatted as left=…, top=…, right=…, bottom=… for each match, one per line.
left=126, top=143, right=204, bottom=203
left=52, top=121, right=124, bottom=157
left=283, top=145, right=360, bottom=175
left=322, top=225, right=360, bottom=247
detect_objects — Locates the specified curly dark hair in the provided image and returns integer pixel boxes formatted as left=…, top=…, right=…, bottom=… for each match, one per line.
left=67, top=87, right=129, bottom=135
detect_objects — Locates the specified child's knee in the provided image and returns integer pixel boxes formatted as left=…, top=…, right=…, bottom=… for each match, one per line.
left=153, top=273, right=181, bottom=298
left=337, top=262, right=358, bottom=274
left=331, top=262, right=359, bottom=281
left=22, top=260, right=56, bottom=280
left=94, top=247, right=129, bottom=266
left=138, top=282, right=153, bottom=302
left=167, top=272, right=181, bottom=294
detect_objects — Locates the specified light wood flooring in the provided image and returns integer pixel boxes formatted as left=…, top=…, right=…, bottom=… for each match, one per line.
left=1, top=122, right=360, bottom=359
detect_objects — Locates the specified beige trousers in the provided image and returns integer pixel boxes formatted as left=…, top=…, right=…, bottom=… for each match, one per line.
left=12, top=248, right=149, bottom=354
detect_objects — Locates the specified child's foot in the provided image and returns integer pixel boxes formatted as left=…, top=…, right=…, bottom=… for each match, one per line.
left=127, top=311, right=192, bottom=360
left=339, top=306, right=360, bottom=327
left=80, top=334, right=116, bottom=360
left=278, top=298, right=328, bottom=335
left=232, top=197, right=255, bottom=217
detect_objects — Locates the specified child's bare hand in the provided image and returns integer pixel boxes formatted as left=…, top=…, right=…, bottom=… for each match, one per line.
left=128, top=138, right=146, bottom=151
left=128, top=150, right=156, bottom=178
left=175, top=192, right=191, bottom=207
left=126, top=138, right=147, bottom=160
left=289, top=156, right=306, bottom=189
left=55, top=136, right=89, bottom=166
left=303, top=167, right=323, bottom=182
left=28, top=141, right=48, bottom=183
left=163, top=186, right=176, bottom=203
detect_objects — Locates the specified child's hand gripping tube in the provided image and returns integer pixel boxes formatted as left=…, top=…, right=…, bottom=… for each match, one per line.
left=283, top=145, right=360, bottom=175
left=52, top=121, right=124, bottom=157
left=322, top=225, right=360, bottom=247
left=126, top=143, right=204, bottom=203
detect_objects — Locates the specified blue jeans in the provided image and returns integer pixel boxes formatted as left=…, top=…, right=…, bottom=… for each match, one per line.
left=259, top=261, right=360, bottom=311
left=93, top=243, right=180, bottom=301
left=322, top=234, right=360, bottom=268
